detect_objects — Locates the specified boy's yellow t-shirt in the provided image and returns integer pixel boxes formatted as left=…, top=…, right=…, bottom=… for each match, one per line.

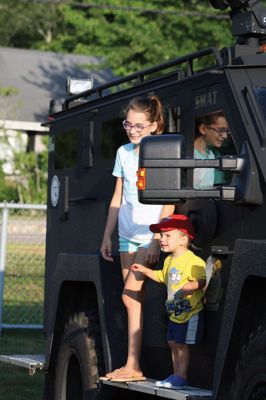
left=155, top=250, right=206, bottom=323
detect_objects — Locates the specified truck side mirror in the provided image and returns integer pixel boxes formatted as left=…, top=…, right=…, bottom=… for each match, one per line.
left=137, top=134, right=184, bottom=204
left=137, top=135, right=263, bottom=205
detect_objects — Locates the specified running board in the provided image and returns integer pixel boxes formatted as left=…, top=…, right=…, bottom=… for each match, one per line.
left=100, top=379, right=212, bottom=399
left=0, top=354, right=45, bottom=375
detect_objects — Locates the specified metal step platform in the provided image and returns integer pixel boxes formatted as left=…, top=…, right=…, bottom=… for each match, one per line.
left=0, top=354, right=45, bottom=375
left=101, top=378, right=212, bottom=399
left=0, top=355, right=212, bottom=399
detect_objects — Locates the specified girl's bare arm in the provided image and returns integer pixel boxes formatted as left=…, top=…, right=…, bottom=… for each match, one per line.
left=100, top=177, right=123, bottom=261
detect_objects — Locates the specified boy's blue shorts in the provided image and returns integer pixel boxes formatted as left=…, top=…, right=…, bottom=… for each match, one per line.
left=119, top=237, right=151, bottom=252
left=167, top=310, right=205, bottom=345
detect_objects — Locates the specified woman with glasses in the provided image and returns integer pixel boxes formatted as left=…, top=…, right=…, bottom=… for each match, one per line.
left=194, top=110, right=230, bottom=189
left=100, top=95, right=175, bottom=382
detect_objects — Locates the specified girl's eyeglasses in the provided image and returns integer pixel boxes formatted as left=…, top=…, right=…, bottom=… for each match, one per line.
left=122, top=120, right=152, bottom=133
left=207, top=125, right=231, bottom=136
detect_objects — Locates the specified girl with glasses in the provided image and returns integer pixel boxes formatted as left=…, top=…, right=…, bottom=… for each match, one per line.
left=194, top=110, right=230, bottom=189
left=100, top=95, right=175, bottom=382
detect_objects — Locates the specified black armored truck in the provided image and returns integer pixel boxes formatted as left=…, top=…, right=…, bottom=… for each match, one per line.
left=1, top=1, right=266, bottom=399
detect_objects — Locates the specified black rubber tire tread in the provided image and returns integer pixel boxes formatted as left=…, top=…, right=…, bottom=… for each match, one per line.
left=54, top=311, right=103, bottom=400
left=231, top=325, right=266, bottom=400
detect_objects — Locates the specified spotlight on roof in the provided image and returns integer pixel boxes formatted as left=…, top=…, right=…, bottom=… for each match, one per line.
left=66, top=77, right=93, bottom=96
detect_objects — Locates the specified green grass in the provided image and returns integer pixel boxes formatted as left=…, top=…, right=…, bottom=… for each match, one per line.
left=0, top=213, right=46, bottom=398
left=0, top=330, right=45, bottom=400
left=3, top=240, right=45, bottom=325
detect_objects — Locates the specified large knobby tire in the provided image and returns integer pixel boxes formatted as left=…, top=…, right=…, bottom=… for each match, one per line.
left=231, top=325, right=266, bottom=400
left=54, top=311, right=103, bottom=400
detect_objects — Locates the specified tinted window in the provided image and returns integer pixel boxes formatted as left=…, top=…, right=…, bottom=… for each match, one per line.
left=254, top=87, right=266, bottom=121
left=101, top=118, right=128, bottom=160
left=54, top=129, right=79, bottom=170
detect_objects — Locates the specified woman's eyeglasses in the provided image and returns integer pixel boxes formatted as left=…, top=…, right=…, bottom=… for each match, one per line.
left=207, top=125, right=231, bottom=136
left=122, top=120, right=152, bottom=133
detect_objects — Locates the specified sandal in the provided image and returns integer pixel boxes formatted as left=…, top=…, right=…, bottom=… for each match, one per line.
left=100, top=366, right=124, bottom=381
left=109, top=367, right=146, bottom=382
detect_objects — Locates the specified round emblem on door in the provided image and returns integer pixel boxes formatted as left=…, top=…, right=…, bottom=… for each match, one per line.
left=51, top=175, right=60, bottom=207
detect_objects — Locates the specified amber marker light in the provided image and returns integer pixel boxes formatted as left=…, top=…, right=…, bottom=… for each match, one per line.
left=136, top=168, right=146, bottom=190
left=259, top=44, right=266, bottom=53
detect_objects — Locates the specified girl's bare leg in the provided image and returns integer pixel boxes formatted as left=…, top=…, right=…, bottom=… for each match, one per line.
left=120, top=251, right=136, bottom=282
left=107, top=248, right=147, bottom=379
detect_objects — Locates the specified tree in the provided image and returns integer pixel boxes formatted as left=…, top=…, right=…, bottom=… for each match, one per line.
left=0, top=0, right=64, bottom=47
left=0, top=160, right=18, bottom=202
left=0, top=0, right=233, bottom=76
left=0, top=83, right=47, bottom=204
left=12, top=146, right=48, bottom=204
left=45, top=0, right=233, bottom=76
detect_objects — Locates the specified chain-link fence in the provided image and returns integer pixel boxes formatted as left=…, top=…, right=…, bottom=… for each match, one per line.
left=0, top=203, right=46, bottom=332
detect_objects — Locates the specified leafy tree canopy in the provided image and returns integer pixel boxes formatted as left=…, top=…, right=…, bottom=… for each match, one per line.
left=0, top=0, right=234, bottom=76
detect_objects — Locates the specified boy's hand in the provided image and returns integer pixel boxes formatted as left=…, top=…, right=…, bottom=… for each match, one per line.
left=131, top=263, right=146, bottom=273
left=132, top=264, right=159, bottom=282
left=182, top=281, right=198, bottom=294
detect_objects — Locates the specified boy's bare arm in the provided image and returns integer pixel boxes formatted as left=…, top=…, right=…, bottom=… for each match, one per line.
left=131, top=264, right=160, bottom=282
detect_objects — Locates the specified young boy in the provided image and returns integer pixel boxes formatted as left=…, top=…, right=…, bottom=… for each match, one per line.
left=131, top=214, right=206, bottom=389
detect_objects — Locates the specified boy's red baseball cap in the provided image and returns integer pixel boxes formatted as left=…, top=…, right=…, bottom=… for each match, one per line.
left=149, top=214, right=195, bottom=239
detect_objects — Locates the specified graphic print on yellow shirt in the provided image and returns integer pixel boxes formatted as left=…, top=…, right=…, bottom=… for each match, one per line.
left=155, top=250, right=206, bottom=323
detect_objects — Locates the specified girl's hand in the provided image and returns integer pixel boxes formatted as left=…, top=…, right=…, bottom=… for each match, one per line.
left=145, top=239, right=160, bottom=266
left=100, top=237, right=113, bottom=262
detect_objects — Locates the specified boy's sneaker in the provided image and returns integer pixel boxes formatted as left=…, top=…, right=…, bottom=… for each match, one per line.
left=162, top=374, right=188, bottom=389
left=155, top=374, right=174, bottom=387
